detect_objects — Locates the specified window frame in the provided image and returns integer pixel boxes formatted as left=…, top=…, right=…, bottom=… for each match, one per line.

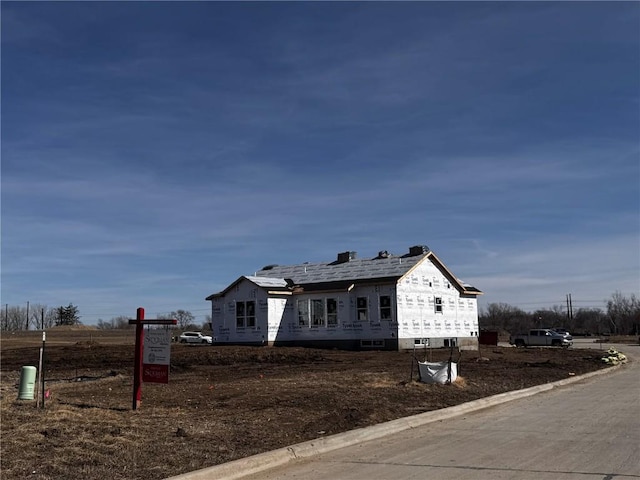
left=379, top=295, right=392, bottom=322
left=297, top=299, right=310, bottom=327
left=245, top=300, right=256, bottom=328
left=236, top=301, right=245, bottom=328
left=434, top=297, right=443, bottom=314
left=311, top=299, right=325, bottom=327
left=356, top=296, right=368, bottom=322
left=236, top=300, right=256, bottom=329
left=326, top=298, right=338, bottom=326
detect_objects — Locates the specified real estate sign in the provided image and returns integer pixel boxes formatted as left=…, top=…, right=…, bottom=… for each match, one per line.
left=142, top=329, right=171, bottom=384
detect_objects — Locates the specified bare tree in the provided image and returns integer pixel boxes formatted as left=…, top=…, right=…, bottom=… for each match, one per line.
left=203, top=314, right=213, bottom=332
left=28, top=304, right=56, bottom=330
left=573, top=308, right=605, bottom=336
left=96, top=315, right=132, bottom=329
left=43, top=308, right=57, bottom=329
left=110, top=315, right=129, bottom=329
left=531, top=306, right=565, bottom=329
left=479, top=303, right=528, bottom=332
left=96, top=319, right=112, bottom=330
left=169, top=310, right=195, bottom=330
left=606, top=292, right=640, bottom=335
left=4, top=306, right=27, bottom=331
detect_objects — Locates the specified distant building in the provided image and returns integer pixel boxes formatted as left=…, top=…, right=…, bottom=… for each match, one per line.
left=206, top=245, right=482, bottom=350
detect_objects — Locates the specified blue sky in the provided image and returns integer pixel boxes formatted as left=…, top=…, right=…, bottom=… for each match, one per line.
left=2, top=2, right=638, bottom=325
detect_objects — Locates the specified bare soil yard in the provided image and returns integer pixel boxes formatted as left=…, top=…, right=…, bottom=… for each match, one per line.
left=1, top=328, right=612, bottom=480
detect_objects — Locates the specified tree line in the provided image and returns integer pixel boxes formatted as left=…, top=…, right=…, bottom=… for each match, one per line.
left=1, top=303, right=81, bottom=331
left=479, top=292, right=640, bottom=335
left=3, top=292, right=637, bottom=335
left=95, top=310, right=202, bottom=330
left=0, top=305, right=205, bottom=332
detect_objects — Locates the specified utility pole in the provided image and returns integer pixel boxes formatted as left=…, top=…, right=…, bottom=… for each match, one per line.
left=569, top=294, right=574, bottom=323
left=4, top=304, right=7, bottom=331
left=41, top=308, right=45, bottom=330
left=566, top=294, right=574, bottom=325
left=26, top=301, right=30, bottom=331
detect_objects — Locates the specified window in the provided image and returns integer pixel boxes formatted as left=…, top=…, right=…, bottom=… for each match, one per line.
left=327, top=298, right=338, bottom=326
left=435, top=297, right=443, bottom=313
left=297, top=299, right=309, bottom=326
left=236, top=302, right=245, bottom=328
left=236, top=301, right=256, bottom=328
left=298, top=298, right=338, bottom=327
left=246, top=301, right=255, bottom=328
left=361, top=339, right=385, bottom=348
left=356, top=297, right=368, bottom=321
left=379, top=295, right=392, bottom=321
left=311, top=299, right=324, bottom=327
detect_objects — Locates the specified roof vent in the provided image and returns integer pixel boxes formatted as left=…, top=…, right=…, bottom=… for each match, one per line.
left=336, top=251, right=357, bottom=263
left=261, top=264, right=278, bottom=271
left=408, top=245, right=430, bottom=256
left=376, top=250, right=389, bottom=259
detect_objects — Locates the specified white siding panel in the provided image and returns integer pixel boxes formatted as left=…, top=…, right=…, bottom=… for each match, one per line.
left=267, top=297, right=287, bottom=342
left=396, top=258, right=478, bottom=340
left=211, top=256, right=479, bottom=348
left=261, top=284, right=399, bottom=343
left=212, top=279, right=268, bottom=343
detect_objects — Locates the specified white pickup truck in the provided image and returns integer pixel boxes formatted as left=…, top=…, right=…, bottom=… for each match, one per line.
left=509, top=329, right=573, bottom=348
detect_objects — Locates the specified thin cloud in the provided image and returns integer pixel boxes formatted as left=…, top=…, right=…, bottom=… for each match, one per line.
left=2, top=2, right=637, bottom=324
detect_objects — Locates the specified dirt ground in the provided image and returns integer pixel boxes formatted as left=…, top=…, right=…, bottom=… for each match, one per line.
left=0, top=328, right=616, bottom=480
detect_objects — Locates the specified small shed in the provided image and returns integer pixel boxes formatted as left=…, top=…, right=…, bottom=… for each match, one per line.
left=479, top=330, right=498, bottom=346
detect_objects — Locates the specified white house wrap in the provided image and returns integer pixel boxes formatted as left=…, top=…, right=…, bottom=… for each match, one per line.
left=206, top=246, right=482, bottom=351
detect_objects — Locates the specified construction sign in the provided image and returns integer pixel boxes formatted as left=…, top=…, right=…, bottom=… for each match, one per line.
left=142, top=328, right=172, bottom=384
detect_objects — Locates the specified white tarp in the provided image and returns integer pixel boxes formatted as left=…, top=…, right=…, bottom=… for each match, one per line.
left=418, top=361, right=457, bottom=384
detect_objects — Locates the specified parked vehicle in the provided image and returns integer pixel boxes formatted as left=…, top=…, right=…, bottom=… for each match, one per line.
left=553, top=328, right=571, bottom=337
left=179, top=331, right=213, bottom=344
left=509, top=329, right=572, bottom=348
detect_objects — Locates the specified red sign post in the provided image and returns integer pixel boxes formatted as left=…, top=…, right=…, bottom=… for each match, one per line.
left=129, top=308, right=176, bottom=410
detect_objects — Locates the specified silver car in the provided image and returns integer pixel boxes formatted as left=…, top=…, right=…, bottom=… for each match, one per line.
left=179, top=331, right=213, bottom=344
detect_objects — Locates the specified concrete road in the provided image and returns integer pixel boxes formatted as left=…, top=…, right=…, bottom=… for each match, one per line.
left=168, top=342, right=639, bottom=480
left=237, top=343, right=640, bottom=480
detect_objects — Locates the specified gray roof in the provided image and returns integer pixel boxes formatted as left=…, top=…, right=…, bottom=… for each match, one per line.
left=206, top=246, right=482, bottom=299
left=244, top=276, right=290, bottom=289
left=254, top=254, right=425, bottom=285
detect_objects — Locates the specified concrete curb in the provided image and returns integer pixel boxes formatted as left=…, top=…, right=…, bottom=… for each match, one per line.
left=166, top=364, right=620, bottom=480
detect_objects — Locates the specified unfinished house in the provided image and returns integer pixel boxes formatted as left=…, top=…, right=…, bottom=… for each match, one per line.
left=206, top=245, right=482, bottom=350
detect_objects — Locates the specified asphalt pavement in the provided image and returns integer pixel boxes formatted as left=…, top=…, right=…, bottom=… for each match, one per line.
left=167, top=341, right=640, bottom=480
